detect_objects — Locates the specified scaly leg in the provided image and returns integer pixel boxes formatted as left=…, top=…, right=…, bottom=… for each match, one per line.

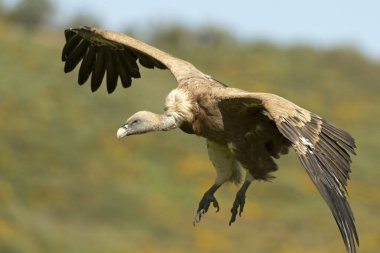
left=193, top=184, right=221, bottom=225
left=229, top=180, right=252, bottom=225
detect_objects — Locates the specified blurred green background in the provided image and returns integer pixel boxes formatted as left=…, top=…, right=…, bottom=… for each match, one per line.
left=1, top=1, right=379, bottom=252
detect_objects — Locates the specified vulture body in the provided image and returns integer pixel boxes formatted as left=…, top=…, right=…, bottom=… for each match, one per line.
left=62, top=27, right=358, bottom=253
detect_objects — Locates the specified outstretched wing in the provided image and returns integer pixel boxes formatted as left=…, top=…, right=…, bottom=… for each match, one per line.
left=218, top=88, right=358, bottom=253
left=62, top=26, right=206, bottom=93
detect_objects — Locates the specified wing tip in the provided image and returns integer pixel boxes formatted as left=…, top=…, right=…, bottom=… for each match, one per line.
left=276, top=112, right=359, bottom=253
left=62, top=27, right=172, bottom=93
left=299, top=153, right=359, bottom=253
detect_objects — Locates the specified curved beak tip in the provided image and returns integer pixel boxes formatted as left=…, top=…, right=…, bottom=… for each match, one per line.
left=116, top=126, right=128, bottom=140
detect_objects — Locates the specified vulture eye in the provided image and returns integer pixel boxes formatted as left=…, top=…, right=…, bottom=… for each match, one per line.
left=131, top=119, right=140, bottom=126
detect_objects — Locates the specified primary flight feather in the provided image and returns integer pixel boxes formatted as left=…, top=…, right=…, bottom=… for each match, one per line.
left=62, top=27, right=358, bottom=253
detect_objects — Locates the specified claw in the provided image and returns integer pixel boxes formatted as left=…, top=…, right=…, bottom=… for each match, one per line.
left=193, top=195, right=220, bottom=225
left=213, top=200, right=220, bottom=212
left=193, top=184, right=221, bottom=225
left=193, top=209, right=205, bottom=226
left=229, top=181, right=251, bottom=225
left=229, top=196, right=245, bottom=225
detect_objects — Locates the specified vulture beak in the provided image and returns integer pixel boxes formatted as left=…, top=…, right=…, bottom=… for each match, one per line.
left=116, top=124, right=129, bottom=139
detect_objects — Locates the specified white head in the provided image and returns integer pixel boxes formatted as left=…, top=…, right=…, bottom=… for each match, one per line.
left=116, top=111, right=177, bottom=139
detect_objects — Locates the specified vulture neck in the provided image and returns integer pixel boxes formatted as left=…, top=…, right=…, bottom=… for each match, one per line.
left=155, top=113, right=179, bottom=131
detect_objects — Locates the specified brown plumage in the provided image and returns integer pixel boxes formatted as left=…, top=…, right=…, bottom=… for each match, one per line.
left=62, top=27, right=358, bottom=253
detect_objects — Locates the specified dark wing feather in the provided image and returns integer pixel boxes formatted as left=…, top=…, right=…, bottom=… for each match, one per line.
left=135, top=51, right=155, bottom=69
left=277, top=114, right=359, bottom=253
left=114, top=52, right=132, bottom=88
left=78, top=45, right=96, bottom=85
left=105, top=50, right=118, bottom=93
left=61, top=26, right=206, bottom=93
left=266, top=98, right=358, bottom=253
left=64, top=39, right=90, bottom=73
left=62, top=32, right=81, bottom=61
left=64, top=29, right=76, bottom=43
left=218, top=90, right=358, bottom=253
left=91, top=47, right=106, bottom=92
left=120, top=49, right=140, bottom=78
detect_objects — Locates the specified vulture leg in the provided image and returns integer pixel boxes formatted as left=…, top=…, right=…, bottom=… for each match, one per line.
left=193, top=140, right=243, bottom=225
left=229, top=180, right=252, bottom=225
left=193, top=183, right=221, bottom=225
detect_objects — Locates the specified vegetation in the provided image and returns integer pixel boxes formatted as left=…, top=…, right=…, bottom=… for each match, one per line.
left=0, top=17, right=379, bottom=253
left=7, top=0, right=54, bottom=29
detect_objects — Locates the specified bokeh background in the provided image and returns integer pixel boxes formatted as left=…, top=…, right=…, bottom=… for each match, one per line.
left=1, top=0, right=379, bottom=252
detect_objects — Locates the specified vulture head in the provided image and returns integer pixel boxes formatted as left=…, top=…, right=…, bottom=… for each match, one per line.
left=117, top=111, right=177, bottom=139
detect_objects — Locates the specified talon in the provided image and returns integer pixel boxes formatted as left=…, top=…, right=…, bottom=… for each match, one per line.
left=239, top=205, right=244, bottom=216
left=229, top=181, right=251, bottom=225
left=193, top=184, right=221, bottom=224
left=193, top=211, right=202, bottom=226
left=212, top=198, right=220, bottom=212
left=193, top=208, right=208, bottom=225
left=229, top=203, right=239, bottom=225
left=229, top=196, right=245, bottom=225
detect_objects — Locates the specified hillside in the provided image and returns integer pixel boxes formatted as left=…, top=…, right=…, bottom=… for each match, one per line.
left=1, top=24, right=379, bottom=253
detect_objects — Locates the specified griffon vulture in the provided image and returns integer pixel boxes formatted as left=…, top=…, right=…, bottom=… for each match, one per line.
left=61, top=27, right=358, bottom=253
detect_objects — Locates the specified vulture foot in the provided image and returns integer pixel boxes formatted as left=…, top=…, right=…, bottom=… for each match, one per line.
left=229, top=181, right=251, bottom=225
left=193, top=184, right=220, bottom=225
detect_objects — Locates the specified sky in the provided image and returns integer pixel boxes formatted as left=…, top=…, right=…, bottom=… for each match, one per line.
left=3, top=0, right=380, bottom=59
